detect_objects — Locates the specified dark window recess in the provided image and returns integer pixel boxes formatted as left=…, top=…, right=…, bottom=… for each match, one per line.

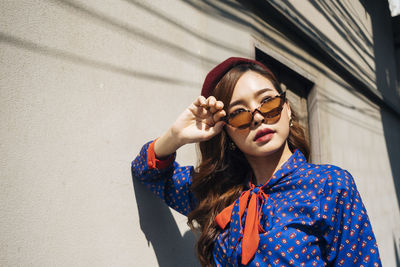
left=256, top=48, right=314, bottom=146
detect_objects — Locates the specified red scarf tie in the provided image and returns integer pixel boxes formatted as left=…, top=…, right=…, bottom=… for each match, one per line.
left=215, top=184, right=269, bottom=265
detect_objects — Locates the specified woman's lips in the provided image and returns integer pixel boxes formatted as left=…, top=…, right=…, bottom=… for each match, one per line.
left=254, top=128, right=275, bottom=142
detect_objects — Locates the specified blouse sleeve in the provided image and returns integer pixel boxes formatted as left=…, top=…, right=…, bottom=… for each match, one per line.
left=131, top=140, right=197, bottom=216
left=319, top=168, right=381, bottom=266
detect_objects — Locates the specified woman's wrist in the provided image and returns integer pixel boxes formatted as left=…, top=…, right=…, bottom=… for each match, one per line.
left=153, top=128, right=184, bottom=158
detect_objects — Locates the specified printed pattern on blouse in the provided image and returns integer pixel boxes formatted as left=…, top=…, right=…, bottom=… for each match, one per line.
left=132, top=141, right=381, bottom=266
left=131, top=141, right=196, bottom=216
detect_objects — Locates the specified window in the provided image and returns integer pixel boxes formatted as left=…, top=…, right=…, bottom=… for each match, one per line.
left=256, top=47, right=316, bottom=160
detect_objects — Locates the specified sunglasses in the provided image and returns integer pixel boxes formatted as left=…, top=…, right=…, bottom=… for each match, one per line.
left=223, top=91, right=286, bottom=129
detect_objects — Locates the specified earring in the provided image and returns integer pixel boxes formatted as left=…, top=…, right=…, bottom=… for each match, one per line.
left=289, top=118, right=293, bottom=127
left=229, top=141, right=236, bottom=151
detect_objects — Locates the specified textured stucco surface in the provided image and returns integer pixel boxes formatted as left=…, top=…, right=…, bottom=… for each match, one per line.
left=1, top=0, right=399, bottom=266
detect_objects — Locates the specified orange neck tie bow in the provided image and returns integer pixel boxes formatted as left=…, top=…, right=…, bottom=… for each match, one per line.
left=215, top=184, right=269, bottom=265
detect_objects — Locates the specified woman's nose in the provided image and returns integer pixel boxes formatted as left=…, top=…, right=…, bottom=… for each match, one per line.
left=252, top=111, right=265, bottom=127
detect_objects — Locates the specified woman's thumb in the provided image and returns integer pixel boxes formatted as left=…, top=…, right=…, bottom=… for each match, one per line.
left=210, top=121, right=226, bottom=135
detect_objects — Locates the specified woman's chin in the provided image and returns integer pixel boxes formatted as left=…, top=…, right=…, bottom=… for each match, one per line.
left=242, top=141, right=285, bottom=158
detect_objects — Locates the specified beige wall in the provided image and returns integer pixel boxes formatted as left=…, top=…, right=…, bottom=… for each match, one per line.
left=1, top=0, right=399, bottom=266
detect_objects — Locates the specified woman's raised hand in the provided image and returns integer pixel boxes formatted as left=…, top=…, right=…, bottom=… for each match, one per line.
left=174, top=95, right=227, bottom=143
left=154, top=96, right=226, bottom=158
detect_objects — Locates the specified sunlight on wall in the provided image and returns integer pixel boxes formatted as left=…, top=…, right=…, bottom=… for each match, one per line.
left=389, top=0, right=400, bottom=16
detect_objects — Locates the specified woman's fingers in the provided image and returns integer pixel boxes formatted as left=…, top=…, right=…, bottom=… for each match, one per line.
left=207, top=97, right=225, bottom=113
left=190, top=96, right=208, bottom=117
left=208, top=98, right=225, bottom=124
left=215, top=100, right=224, bottom=110
left=213, top=109, right=226, bottom=123
left=206, top=96, right=216, bottom=109
left=204, top=120, right=225, bottom=136
left=202, top=109, right=226, bottom=128
left=193, top=95, right=207, bottom=107
left=190, top=96, right=226, bottom=126
left=194, top=96, right=224, bottom=111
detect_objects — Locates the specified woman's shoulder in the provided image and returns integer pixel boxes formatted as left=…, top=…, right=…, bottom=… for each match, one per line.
left=300, top=162, right=355, bottom=190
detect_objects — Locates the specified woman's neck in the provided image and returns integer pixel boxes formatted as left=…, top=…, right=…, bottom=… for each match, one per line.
left=245, top=142, right=293, bottom=185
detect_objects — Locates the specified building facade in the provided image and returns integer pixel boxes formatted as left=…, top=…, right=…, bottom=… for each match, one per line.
left=1, top=0, right=399, bottom=266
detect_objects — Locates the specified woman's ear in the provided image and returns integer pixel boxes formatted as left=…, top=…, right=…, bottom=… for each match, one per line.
left=286, top=101, right=292, bottom=120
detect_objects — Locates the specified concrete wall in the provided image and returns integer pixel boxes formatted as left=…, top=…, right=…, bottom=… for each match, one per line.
left=393, top=14, right=400, bottom=94
left=1, top=0, right=399, bottom=266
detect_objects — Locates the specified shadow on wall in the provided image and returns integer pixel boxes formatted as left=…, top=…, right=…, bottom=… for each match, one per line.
left=183, top=0, right=400, bottom=264
left=0, top=32, right=199, bottom=88
left=184, top=0, right=375, bottom=86
left=184, top=0, right=380, bottom=114
left=364, top=0, right=400, bottom=264
left=132, top=178, right=200, bottom=267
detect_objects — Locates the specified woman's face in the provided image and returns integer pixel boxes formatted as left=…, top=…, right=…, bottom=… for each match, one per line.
left=225, top=70, right=291, bottom=158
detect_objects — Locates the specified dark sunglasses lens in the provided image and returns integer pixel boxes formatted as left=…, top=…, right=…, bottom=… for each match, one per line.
left=264, top=108, right=282, bottom=124
left=260, top=97, right=283, bottom=124
left=229, top=111, right=252, bottom=128
left=259, top=97, right=282, bottom=113
left=228, top=94, right=285, bottom=128
left=264, top=107, right=282, bottom=118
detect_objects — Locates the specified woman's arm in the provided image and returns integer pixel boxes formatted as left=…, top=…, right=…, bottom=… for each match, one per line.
left=319, top=168, right=381, bottom=266
left=154, top=95, right=226, bottom=157
left=132, top=96, right=227, bottom=216
left=132, top=140, right=196, bottom=216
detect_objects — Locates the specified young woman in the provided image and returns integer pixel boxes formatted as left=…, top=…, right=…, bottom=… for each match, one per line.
left=132, top=57, right=381, bottom=266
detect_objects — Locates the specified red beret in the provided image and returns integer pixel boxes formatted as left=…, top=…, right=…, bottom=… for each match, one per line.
left=201, top=57, right=274, bottom=98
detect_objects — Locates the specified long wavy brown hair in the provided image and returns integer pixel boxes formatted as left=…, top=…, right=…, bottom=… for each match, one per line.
left=187, top=63, right=310, bottom=266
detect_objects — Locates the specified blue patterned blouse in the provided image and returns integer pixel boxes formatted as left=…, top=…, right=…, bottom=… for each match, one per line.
left=131, top=141, right=381, bottom=266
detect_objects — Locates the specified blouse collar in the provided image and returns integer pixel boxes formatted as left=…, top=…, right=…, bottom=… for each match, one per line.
left=247, top=149, right=307, bottom=190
